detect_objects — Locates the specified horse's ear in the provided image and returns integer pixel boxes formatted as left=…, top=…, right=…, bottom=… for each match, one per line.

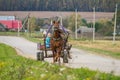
left=53, top=21, right=55, bottom=24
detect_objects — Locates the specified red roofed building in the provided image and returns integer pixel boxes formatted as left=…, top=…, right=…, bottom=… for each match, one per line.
left=0, top=20, right=22, bottom=29
left=0, top=16, right=22, bottom=30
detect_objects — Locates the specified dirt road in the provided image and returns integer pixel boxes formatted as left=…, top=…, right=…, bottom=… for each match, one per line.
left=0, top=36, right=120, bottom=75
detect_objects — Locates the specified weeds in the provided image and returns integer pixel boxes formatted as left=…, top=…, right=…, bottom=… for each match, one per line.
left=0, top=41, right=120, bottom=80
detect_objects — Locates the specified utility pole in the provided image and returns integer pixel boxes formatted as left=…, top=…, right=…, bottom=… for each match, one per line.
left=27, top=17, right=30, bottom=37
left=93, top=7, right=95, bottom=42
left=113, top=4, right=117, bottom=44
left=60, top=16, right=63, bottom=26
left=51, top=20, right=52, bottom=25
left=21, top=13, right=30, bottom=31
left=75, top=9, right=78, bottom=39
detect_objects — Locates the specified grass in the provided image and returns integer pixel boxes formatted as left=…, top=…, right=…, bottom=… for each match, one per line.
left=0, top=31, right=43, bottom=43
left=0, top=43, right=120, bottom=80
left=0, top=31, right=18, bottom=36
left=69, top=39, right=120, bottom=59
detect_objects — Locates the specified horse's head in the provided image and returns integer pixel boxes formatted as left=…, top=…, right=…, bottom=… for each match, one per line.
left=52, top=20, right=61, bottom=33
left=52, top=21, right=62, bottom=40
left=53, top=21, right=60, bottom=28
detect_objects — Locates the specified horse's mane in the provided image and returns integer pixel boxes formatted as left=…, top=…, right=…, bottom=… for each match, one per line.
left=52, top=27, right=63, bottom=41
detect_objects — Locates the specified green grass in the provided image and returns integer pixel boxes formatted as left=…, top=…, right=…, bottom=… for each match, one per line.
left=0, top=43, right=120, bottom=80
left=0, top=31, right=43, bottom=43
left=0, top=43, right=16, bottom=58
left=24, top=36, right=43, bottom=43
left=0, top=31, right=21, bottom=36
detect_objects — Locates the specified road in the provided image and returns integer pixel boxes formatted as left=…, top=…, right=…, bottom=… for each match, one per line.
left=0, top=36, right=120, bottom=76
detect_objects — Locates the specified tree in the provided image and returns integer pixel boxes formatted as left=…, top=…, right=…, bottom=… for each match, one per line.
left=29, top=17, right=36, bottom=35
left=62, top=18, right=68, bottom=28
left=96, top=19, right=114, bottom=36
left=116, top=10, right=120, bottom=35
left=81, top=19, right=88, bottom=26
left=0, top=0, right=119, bottom=11
left=66, top=13, right=82, bottom=32
left=35, top=18, right=44, bottom=31
left=117, top=10, right=120, bottom=26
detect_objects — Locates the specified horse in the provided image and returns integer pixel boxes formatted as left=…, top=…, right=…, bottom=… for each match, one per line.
left=50, top=21, right=64, bottom=64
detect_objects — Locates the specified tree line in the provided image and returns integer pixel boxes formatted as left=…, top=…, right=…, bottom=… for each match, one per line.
left=0, top=0, right=120, bottom=12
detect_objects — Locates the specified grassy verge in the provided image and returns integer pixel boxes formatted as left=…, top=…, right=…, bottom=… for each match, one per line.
left=23, top=36, right=43, bottom=43
left=0, top=43, right=120, bottom=80
left=74, top=46, right=120, bottom=59
left=70, top=39, right=120, bottom=59
left=0, top=31, right=43, bottom=43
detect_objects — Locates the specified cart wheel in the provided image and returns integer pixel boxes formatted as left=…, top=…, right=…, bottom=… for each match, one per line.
left=37, top=52, right=44, bottom=61
left=63, top=51, right=68, bottom=63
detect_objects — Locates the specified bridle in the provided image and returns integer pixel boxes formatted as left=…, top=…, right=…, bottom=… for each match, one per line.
left=52, top=27, right=62, bottom=41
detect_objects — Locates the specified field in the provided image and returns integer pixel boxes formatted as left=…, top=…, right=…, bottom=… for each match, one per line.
left=0, top=43, right=120, bottom=80
left=0, top=11, right=114, bottom=22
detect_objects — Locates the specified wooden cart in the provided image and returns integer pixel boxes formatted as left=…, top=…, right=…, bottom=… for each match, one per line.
left=37, top=33, right=72, bottom=63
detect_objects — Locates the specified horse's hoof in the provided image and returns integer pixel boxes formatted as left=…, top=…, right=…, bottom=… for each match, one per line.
left=55, top=57, right=57, bottom=62
left=68, top=55, right=72, bottom=59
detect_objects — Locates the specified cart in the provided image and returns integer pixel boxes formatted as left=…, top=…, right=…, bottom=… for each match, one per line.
left=36, top=23, right=72, bottom=63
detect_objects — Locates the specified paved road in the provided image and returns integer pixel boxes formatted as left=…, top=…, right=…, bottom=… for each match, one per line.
left=0, top=36, right=120, bottom=76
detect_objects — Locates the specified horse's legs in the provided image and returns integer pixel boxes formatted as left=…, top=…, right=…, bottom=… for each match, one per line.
left=58, top=53, right=61, bottom=65
left=53, top=50, right=58, bottom=63
left=52, top=51, right=55, bottom=63
left=57, top=48, right=62, bottom=65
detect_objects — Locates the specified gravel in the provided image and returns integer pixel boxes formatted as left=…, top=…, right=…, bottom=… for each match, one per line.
left=0, top=36, right=120, bottom=76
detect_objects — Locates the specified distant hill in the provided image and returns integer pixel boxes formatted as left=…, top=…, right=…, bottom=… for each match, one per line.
left=0, top=11, right=114, bottom=22
left=0, top=0, right=119, bottom=12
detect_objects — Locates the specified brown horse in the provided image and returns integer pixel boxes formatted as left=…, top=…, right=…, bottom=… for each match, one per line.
left=50, top=21, right=64, bottom=64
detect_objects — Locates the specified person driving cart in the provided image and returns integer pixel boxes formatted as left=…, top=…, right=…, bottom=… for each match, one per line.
left=42, top=30, right=51, bottom=48
left=45, top=33, right=51, bottom=48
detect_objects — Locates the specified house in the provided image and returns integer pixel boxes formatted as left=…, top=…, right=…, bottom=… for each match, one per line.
left=0, top=16, right=15, bottom=20
left=0, top=16, right=22, bottom=30
left=0, top=20, right=22, bottom=29
left=40, top=23, right=50, bottom=32
left=77, top=26, right=94, bottom=38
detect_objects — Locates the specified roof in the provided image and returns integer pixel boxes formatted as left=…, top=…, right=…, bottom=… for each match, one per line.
left=0, top=20, right=22, bottom=29
left=77, top=26, right=93, bottom=33
left=0, top=16, right=15, bottom=20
